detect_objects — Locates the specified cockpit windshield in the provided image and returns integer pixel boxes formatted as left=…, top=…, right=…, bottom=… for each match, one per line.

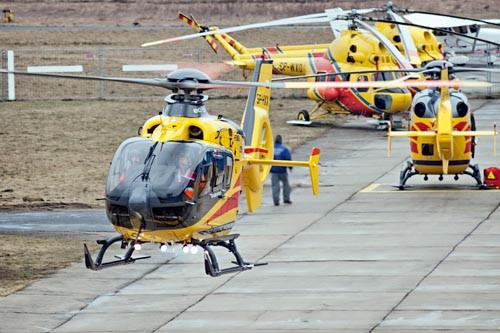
left=106, top=138, right=207, bottom=201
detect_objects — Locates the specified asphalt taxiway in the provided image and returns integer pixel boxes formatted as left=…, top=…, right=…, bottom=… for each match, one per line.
left=1, top=99, right=499, bottom=332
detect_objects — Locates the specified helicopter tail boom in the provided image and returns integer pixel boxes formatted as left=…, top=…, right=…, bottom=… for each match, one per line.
left=241, top=59, right=274, bottom=212
left=178, top=12, right=249, bottom=60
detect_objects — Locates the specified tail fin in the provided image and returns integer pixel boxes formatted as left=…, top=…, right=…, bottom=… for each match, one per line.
left=308, top=147, right=320, bottom=195
left=436, top=63, right=453, bottom=171
left=178, top=13, right=219, bottom=53
left=241, top=59, right=274, bottom=212
left=241, top=60, right=320, bottom=211
left=178, top=12, right=248, bottom=60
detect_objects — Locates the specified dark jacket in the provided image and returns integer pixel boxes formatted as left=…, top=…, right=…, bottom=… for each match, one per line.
left=271, top=143, right=291, bottom=174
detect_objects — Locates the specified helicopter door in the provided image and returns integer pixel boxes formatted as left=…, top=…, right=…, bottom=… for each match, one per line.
left=199, top=149, right=233, bottom=198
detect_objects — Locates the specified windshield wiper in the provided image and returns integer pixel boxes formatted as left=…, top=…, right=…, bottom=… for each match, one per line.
left=141, top=141, right=159, bottom=181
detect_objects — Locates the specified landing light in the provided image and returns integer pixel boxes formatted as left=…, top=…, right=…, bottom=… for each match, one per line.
left=160, top=244, right=168, bottom=253
left=134, top=243, right=142, bottom=251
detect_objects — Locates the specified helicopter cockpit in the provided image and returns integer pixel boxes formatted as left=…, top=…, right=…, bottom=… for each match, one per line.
left=106, top=137, right=233, bottom=229
left=412, top=88, right=469, bottom=119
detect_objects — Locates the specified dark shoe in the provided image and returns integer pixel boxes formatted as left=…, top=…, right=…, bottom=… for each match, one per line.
left=284, top=200, right=292, bottom=204
left=274, top=202, right=279, bottom=206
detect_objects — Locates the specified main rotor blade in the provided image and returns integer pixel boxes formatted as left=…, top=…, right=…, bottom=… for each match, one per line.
left=0, top=69, right=276, bottom=91
left=142, top=14, right=334, bottom=47
left=401, top=10, right=500, bottom=28
left=3, top=67, right=494, bottom=93
left=273, top=78, right=492, bottom=90
left=142, top=7, right=385, bottom=48
left=0, top=69, right=181, bottom=89
left=386, top=10, right=420, bottom=66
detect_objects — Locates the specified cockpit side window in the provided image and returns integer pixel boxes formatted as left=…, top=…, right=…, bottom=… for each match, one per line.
left=107, top=137, right=150, bottom=195
left=356, top=75, right=369, bottom=92
left=199, top=150, right=233, bottom=196
left=213, top=155, right=225, bottom=189
left=224, top=155, right=233, bottom=188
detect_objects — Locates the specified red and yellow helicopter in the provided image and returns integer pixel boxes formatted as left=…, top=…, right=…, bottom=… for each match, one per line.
left=387, top=61, right=497, bottom=189
left=142, top=4, right=445, bottom=127
left=2, top=60, right=320, bottom=277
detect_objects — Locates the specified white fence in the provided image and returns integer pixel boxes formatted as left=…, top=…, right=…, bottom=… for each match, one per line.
left=1, top=47, right=249, bottom=101
left=1, top=48, right=499, bottom=101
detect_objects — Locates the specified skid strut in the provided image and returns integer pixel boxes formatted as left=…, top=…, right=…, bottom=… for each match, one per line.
left=84, top=235, right=150, bottom=271
left=194, top=234, right=267, bottom=277
left=398, top=161, right=484, bottom=190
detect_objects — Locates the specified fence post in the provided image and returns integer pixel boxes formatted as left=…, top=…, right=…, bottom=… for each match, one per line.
left=487, top=52, right=493, bottom=98
left=1, top=50, right=5, bottom=101
left=6, top=50, right=15, bottom=101
left=98, top=47, right=104, bottom=99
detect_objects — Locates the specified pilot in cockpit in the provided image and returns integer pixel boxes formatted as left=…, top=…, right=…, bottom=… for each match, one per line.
left=176, top=151, right=195, bottom=183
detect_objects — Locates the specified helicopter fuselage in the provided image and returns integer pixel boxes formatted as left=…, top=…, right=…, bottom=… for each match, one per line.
left=105, top=97, right=245, bottom=244
left=408, top=88, right=473, bottom=175
left=243, top=30, right=413, bottom=119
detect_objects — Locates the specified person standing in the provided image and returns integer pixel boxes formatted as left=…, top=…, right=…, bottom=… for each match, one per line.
left=271, top=134, right=292, bottom=206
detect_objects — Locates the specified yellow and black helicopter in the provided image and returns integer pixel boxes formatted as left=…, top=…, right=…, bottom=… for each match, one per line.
left=142, top=3, right=446, bottom=127
left=386, top=60, right=498, bottom=189
left=2, top=60, right=320, bottom=277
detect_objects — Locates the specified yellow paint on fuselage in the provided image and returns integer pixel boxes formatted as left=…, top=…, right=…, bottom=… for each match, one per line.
left=112, top=183, right=241, bottom=243
left=127, top=113, right=246, bottom=243
left=375, top=22, right=444, bottom=66
left=409, top=116, right=471, bottom=175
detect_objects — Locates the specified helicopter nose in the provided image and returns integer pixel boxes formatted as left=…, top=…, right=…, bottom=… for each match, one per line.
left=128, top=182, right=151, bottom=229
left=374, top=93, right=393, bottom=110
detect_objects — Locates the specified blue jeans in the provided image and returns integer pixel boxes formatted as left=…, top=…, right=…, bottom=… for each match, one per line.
left=271, top=172, right=290, bottom=204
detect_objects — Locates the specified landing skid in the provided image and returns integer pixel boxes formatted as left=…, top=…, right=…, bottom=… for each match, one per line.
left=193, top=234, right=267, bottom=277
left=398, top=161, right=483, bottom=190
left=286, top=120, right=313, bottom=126
left=84, top=233, right=266, bottom=277
left=367, top=118, right=404, bottom=131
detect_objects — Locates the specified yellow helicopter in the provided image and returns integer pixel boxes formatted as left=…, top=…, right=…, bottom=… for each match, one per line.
left=387, top=60, right=497, bottom=189
left=2, top=60, right=320, bottom=277
left=142, top=5, right=445, bottom=127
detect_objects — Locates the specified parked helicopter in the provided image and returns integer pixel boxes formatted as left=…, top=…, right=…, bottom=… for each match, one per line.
left=142, top=3, right=449, bottom=127
left=143, top=9, right=422, bottom=128
left=387, top=60, right=497, bottom=189
left=1, top=60, right=320, bottom=277
left=404, top=13, right=500, bottom=64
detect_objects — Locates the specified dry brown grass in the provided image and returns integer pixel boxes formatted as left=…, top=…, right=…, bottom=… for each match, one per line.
left=2, top=0, right=498, bottom=27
